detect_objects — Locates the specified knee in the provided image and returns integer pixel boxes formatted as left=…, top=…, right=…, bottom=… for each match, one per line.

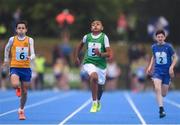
left=90, top=77, right=98, bottom=83
left=154, top=86, right=161, bottom=93
left=90, top=74, right=98, bottom=83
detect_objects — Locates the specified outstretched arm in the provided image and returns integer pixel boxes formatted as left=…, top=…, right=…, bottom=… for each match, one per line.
left=28, top=38, right=36, bottom=60
left=74, top=41, right=84, bottom=66
left=4, top=37, right=14, bottom=65
left=146, top=56, right=154, bottom=75
left=169, top=53, right=178, bottom=77
left=170, top=53, right=178, bottom=68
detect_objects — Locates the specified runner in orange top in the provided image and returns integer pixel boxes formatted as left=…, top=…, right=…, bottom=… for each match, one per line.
left=3, top=21, right=35, bottom=120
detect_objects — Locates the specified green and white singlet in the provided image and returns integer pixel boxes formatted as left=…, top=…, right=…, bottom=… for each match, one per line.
left=82, top=33, right=110, bottom=69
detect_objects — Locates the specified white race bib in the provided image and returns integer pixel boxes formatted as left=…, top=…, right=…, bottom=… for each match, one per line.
left=16, top=47, right=28, bottom=60
left=155, top=52, right=167, bottom=64
left=88, top=42, right=101, bottom=57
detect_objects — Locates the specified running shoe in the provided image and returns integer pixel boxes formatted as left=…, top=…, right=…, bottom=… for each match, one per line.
left=97, top=101, right=101, bottom=111
left=18, top=109, right=26, bottom=120
left=90, top=102, right=98, bottom=113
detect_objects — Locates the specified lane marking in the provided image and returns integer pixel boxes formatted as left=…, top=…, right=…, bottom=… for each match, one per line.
left=150, top=92, right=180, bottom=109
left=59, top=98, right=91, bottom=125
left=164, top=98, right=180, bottom=109
left=124, top=92, right=147, bottom=125
left=0, top=92, right=74, bottom=117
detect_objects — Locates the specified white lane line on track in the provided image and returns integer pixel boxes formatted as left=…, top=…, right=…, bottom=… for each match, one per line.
left=124, top=92, right=147, bottom=125
left=0, top=92, right=74, bottom=117
left=164, top=98, right=180, bottom=109
left=150, top=92, right=180, bottom=109
left=59, top=98, right=91, bottom=125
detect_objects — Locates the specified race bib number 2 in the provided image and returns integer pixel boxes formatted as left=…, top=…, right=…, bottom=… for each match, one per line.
left=16, top=47, right=28, bottom=60
left=155, top=52, right=167, bottom=64
left=88, top=42, right=101, bottom=57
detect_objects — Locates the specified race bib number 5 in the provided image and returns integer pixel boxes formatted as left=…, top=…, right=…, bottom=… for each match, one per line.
left=88, top=42, right=101, bottom=57
left=16, top=47, right=28, bottom=60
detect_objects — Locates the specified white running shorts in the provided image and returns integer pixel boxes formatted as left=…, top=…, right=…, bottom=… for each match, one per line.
left=82, top=64, right=107, bottom=85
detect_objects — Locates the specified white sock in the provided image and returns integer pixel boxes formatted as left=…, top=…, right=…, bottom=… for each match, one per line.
left=93, top=100, right=97, bottom=104
left=18, top=108, right=24, bottom=112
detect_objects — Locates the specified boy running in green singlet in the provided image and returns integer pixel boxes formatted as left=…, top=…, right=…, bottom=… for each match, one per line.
left=75, top=20, right=112, bottom=112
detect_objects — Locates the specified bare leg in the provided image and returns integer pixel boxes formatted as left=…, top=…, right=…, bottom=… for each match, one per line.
left=10, top=74, right=20, bottom=89
left=98, top=84, right=104, bottom=101
left=153, top=78, right=163, bottom=107
left=161, top=84, right=169, bottom=97
left=90, top=72, right=98, bottom=101
left=153, top=78, right=166, bottom=118
left=17, top=82, right=29, bottom=120
left=20, top=82, right=29, bottom=109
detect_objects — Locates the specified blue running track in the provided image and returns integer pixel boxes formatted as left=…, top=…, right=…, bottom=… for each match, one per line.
left=0, top=90, right=180, bottom=124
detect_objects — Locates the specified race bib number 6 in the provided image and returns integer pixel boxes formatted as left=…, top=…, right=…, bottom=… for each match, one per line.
left=16, top=47, right=28, bottom=60
left=88, top=42, right=101, bottom=57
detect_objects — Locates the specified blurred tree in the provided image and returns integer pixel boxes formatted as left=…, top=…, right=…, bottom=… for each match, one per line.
left=135, top=0, right=180, bottom=43
left=0, top=0, right=180, bottom=43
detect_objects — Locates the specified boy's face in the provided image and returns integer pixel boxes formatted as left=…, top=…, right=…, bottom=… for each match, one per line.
left=16, top=24, right=27, bottom=36
left=91, top=21, right=103, bottom=32
left=155, top=33, right=166, bottom=43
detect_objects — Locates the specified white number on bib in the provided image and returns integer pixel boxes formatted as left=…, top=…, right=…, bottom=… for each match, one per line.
left=16, top=47, right=28, bottom=60
left=88, top=43, right=101, bottom=57
left=155, top=52, right=167, bottom=64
